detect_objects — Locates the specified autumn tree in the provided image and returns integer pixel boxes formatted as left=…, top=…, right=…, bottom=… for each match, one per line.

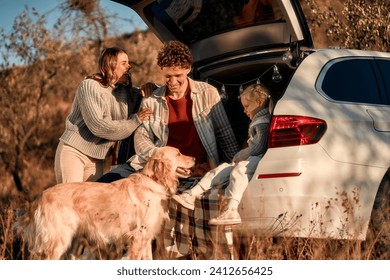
left=303, top=0, right=389, bottom=51
left=0, top=1, right=111, bottom=199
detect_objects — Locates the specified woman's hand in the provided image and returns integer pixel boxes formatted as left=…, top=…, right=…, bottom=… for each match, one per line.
left=190, top=162, right=211, bottom=177
left=137, top=108, right=153, bottom=122
left=140, top=83, right=158, bottom=97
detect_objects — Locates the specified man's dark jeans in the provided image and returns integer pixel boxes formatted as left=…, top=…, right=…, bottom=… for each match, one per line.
left=97, top=162, right=136, bottom=183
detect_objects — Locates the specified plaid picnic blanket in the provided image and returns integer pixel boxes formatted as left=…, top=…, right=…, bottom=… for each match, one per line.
left=163, top=179, right=232, bottom=259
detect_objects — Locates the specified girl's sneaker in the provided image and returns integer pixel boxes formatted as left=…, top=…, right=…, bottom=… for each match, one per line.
left=209, top=208, right=241, bottom=225
left=171, top=192, right=196, bottom=210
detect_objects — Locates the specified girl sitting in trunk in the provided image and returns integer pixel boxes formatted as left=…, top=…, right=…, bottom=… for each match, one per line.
left=172, top=83, right=272, bottom=225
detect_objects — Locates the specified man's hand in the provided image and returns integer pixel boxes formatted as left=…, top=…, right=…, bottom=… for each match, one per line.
left=191, top=162, right=211, bottom=177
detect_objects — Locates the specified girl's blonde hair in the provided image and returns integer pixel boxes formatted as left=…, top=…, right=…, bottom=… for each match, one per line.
left=240, top=84, right=270, bottom=108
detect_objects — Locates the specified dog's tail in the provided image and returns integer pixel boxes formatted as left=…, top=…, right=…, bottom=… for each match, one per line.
left=14, top=196, right=41, bottom=253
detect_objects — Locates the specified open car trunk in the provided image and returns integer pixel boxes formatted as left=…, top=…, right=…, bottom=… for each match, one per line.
left=112, top=0, right=313, bottom=96
left=112, top=0, right=314, bottom=145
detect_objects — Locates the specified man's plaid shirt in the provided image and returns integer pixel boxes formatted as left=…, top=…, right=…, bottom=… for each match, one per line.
left=129, top=77, right=239, bottom=170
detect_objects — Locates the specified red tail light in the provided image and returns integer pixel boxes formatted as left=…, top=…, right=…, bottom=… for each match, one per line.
left=268, top=115, right=327, bottom=148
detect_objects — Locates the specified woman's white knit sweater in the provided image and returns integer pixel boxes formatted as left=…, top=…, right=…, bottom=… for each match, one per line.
left=59, top=79, right=142, bottom=160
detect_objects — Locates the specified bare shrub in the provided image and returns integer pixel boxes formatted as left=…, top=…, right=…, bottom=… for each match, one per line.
left=303, top=0, right=389, bottom=51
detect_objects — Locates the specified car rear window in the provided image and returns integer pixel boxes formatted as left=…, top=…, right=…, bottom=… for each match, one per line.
left=376, top=59, right=390, bottom=105
left=144, top=0, right=284, bottom=43
left=321, top=59, right=382, bottom=105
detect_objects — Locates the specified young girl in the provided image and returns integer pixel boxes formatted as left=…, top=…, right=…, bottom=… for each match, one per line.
left=172, top=83, right=272, bottom=225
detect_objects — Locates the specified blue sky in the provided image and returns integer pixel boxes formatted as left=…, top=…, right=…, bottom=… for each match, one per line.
left=0, top=0, right=148, bottom=36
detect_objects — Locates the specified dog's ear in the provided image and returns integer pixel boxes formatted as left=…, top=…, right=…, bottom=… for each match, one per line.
left=142, top=159, right=159, bottom=178
left=143, top=158, right=178, bottom=192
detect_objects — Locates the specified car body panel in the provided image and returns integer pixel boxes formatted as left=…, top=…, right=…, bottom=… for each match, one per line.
left=240, top=141, right=384, bottom=239
left=367, top=109, right=390, bottom=132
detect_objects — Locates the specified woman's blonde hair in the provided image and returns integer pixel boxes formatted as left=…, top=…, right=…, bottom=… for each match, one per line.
left=87, top=47, right=129, bottom=87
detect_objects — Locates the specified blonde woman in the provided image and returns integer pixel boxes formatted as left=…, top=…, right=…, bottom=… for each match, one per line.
left=55, top=47, right=152, bottom=183
left=172, top=83, right=272, bottom=225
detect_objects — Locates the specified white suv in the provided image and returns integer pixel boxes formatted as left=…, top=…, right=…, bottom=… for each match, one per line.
left=115, top=0, right=390, bottom=242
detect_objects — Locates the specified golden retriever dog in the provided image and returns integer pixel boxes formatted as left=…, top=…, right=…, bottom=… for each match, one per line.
left=15, top=146, right=195, bottom=260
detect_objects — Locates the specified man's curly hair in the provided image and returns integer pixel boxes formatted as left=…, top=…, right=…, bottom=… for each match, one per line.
left=157, top=41, right=193, bottom=69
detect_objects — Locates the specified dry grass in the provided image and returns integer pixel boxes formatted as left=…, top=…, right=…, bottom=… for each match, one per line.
left=1, top=199, right=389, bottom=260
left=1, top=169, right=389, bottom=260
left=226, top=233, right=389, bottom=260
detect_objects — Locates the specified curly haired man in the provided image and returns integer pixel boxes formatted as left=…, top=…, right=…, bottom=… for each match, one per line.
left=97, top=41, right=239, bottom=182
